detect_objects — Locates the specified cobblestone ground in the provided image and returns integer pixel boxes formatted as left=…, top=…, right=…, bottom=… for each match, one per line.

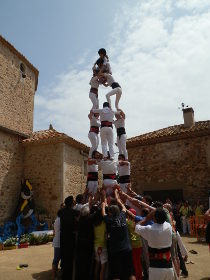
left=0, top=236, right=210, bottom=280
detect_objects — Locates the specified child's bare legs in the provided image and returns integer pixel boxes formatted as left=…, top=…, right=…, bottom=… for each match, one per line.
left=89, top=92, right=99, bottom=109
left=115, top=89, right=122, bottom=110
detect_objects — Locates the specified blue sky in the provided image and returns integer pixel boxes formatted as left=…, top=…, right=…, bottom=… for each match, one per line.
left=0, top=0, right=118, bottom=84
left=1, top=0, right=210, bottom=146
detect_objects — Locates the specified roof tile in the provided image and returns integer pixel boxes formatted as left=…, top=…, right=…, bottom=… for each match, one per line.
left=22, top=128, right=89, bottom=153
left=127, top=121, right=210, bottom=147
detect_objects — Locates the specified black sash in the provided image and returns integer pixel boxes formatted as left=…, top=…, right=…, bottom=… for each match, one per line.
left=117, top=127, right=126, bottom=138
left=90, top=87, right=98, bottom=97
left=119, top=175, right=130, bottom=184
left=89, top=126, right=99, bottom=134
left=87, top=172, right=98, bottom=181
left=148, top=246, right=172, bottom=268
left=101, top=121, right=113, bottom=128
left=111, top=82, right=121, bottom=89
left=103, top=174, right=116, bottom=180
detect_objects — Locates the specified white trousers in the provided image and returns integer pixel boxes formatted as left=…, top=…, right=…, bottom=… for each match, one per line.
left=117, top=134, right=128, bottom=159
left=106, top=87, right=122, bottom=110
left=87, top=181, right=98, bottom=194
left=100, top=127, right=114, bottom=159
left=119, top=183, right=129, bottom=193
left=149, top=267, right=174, bottom=280
left=88, top=132, right=99, bottom=158
left=89, top=91, right=99, bottom=109
left=103, top=179, right=117, bottom=196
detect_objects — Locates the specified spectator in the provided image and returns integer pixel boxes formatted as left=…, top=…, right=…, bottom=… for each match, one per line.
left=102, top=190, right=136, bottom=280
left=194, top=200, right=204, bottom=216
left=135, top=208, right=174, bottom=280
left=52, top=209, right=61, bottom=280
left=179, top=201, right=192, bottom=235
left=60, top=196, right=77, bottom=280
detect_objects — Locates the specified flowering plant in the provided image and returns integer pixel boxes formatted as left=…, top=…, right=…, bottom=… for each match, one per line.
left=3, top=237, right=17, bottom=247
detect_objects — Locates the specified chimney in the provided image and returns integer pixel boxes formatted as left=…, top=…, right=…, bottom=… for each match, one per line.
left=49, top=124, right=53, bottom=130
left=182, top=107, right=195, bottom=128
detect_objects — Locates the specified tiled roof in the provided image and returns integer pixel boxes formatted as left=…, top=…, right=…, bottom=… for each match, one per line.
left=127, top=121, right=210, bottom=148
left=0, top=35, right=39, bottom=90
left=22, top=128, right=89, bottom=153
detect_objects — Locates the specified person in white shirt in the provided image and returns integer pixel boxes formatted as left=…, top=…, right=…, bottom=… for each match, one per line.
left=99, top=156, right=118, bottom=196
left=88, top=113, right=100, bottom=158
left=93, top=48, right=112, bottom=74
left=117, top=154, right=130, bottom=193
left=91, top=102, right=120, bottom=160
left=73, top=193, right=90, bottom=212
left=52, top=210, right=61, bottom=280
left=86, top=150, right=100, bottom=194
left=135, top=208, right=174, bottom=280
left=99, top=73, right=122, bottom=110
left=89, top=69, right=100, bottom=109
left=114, top=110, right=128, bottom=160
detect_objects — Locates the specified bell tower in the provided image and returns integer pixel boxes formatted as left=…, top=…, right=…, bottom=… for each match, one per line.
left=0, top=35, right=39, bottom=135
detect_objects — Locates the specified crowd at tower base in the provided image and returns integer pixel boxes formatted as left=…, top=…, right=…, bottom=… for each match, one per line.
left=53, top=182, right=210, bottom=280
left=51, top=48, right=210, bottom=280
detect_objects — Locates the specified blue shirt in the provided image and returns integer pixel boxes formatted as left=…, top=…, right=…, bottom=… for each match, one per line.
left=135, top=215, right=154, bottom=226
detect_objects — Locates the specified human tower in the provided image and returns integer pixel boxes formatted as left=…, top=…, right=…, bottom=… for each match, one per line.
left=87, top=48, right=131, bottom=196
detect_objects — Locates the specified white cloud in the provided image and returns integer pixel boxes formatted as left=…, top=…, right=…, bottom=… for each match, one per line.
left=34, top=0, right=210, bottom=147
left=175, top=0, right=210, bottom=11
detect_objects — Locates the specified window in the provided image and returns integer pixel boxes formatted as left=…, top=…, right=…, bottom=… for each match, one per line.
left=20, top=62, right=26, bottom=78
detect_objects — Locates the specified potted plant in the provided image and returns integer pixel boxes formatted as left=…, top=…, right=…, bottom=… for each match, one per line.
left=28, top=234, right=37, bottom=245
left=3, top=237, right=17, bottom=250
left=18, top=234, right=29, bottom=248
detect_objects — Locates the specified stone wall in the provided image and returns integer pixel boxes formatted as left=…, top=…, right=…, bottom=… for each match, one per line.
left=23, top=143, right=64, bottom=220
left=0, top=130, right=24, bottom=225
left=63, top=144, right=88, bottom=199
left=128, top=136, right=210, bottom=206
left=23, top=142, right=88, bottom=220
left=0, top=40, right=36, bottom=135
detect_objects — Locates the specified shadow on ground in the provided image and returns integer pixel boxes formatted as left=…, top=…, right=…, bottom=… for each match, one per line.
left=32, top=270, right=52, bottom=280
left=188, top=240, right=207, bottom=246
left=200, top=278, right=210, bottom=280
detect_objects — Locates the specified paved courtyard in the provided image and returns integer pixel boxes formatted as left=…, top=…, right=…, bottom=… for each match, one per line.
left=0, top=236, right=210, bottom=280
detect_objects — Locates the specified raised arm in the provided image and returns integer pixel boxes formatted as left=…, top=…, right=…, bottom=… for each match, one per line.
left=126, top=209, right=136, bottom=219
left=126, top=185, right=138, bottom=197
left=118, top=160, right=129, bottom=166
left=123, top=192, right=155, bottom=211
left=138, top=210, right=155, bottom=225
left=88, top=158, right=97, bottom=165
left=115, top=189, right=126, bottom=212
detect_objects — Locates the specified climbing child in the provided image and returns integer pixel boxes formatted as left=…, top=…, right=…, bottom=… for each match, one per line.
left=89, top=69, right=100, bottom=109
left=93, top=48, right=112, bottom=74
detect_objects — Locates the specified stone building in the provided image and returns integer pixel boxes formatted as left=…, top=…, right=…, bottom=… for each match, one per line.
left=0, top=35, right=89, bottom=225
left=127, top=108, right=210, bottom=206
